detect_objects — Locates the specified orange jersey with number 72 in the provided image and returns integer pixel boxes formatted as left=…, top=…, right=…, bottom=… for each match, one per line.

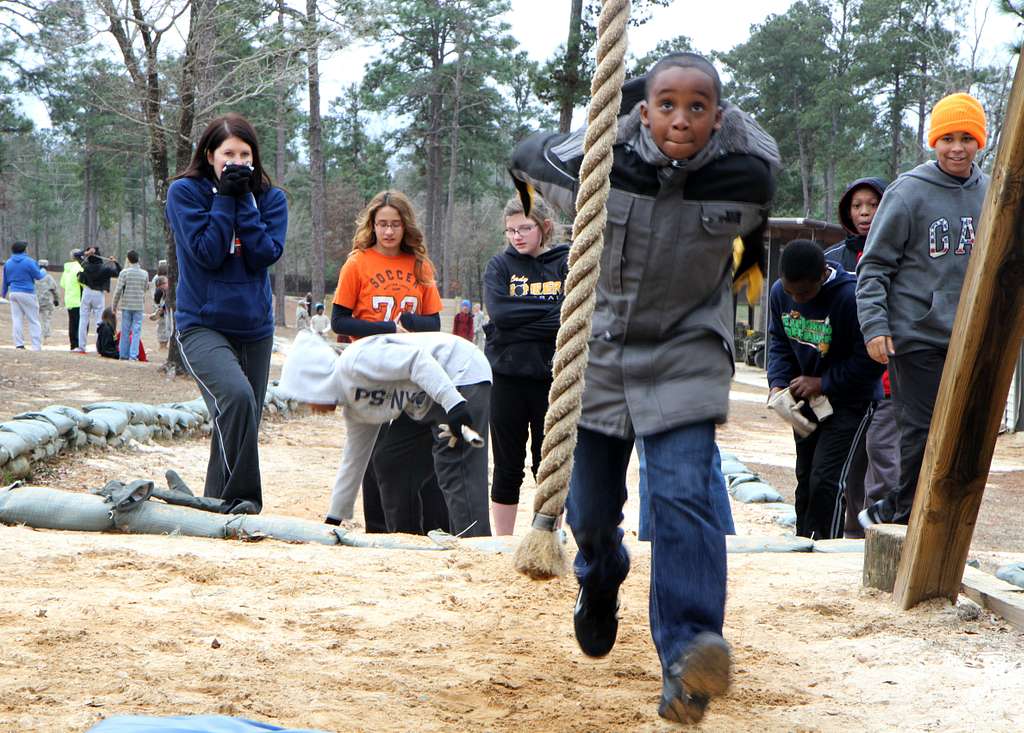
left=333, top=248, right=442, bottom=335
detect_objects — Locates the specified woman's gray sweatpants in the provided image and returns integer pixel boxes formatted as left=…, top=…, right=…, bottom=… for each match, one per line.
left=176, top=327, right=273, bottom=512
left=426, top=382, right=492, bottom=537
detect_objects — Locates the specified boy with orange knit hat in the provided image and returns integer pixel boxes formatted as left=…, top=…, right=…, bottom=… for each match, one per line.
left=856, top=92, right=989, bottom=527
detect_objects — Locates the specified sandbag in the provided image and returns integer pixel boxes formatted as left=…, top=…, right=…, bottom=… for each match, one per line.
left=0, top=486, right=114, bottom=532
left=813, top=538, right=865, bottom=553
left=995, top=562, right=1024, bottom=589
left=52, top=405, right=94, bottom=430
left=230, top=514, right=347, bottom=545
left=15, top=409, right=76, bottom=436
left=170, top=398, right=209, bottom=421
left=5, top=456, right=31, bottom=479
left=88, top=714, right=328, bottom=732
left=726, top=473, right=760, bottom=491
left=86, top=433, right=108, bottom=448
left=1, top=419, right=58, bottom=447
left=732, top=481, right=784, bottom=503
left=86, top=408, right=131, bottom=438
left=720, top=460, right=748, bottom=476
left=726, top=535, right=814, bottom=553
left=128, top=424, right=154, bottom=443
left=0, top=431, right=32, bottom=460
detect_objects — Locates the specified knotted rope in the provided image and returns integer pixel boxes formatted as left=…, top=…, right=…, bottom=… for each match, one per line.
left=513, top=0, right=630, bottom=580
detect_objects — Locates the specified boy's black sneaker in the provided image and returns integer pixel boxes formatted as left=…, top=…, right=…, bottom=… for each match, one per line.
left=658, top=632, right=732, bottom=725
left=858, top=502, right=883, bottom=530
left=573, top=585, right=619, bottom=658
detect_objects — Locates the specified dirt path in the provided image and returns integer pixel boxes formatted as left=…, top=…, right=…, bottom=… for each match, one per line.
left=2, top=307, right=1024, bottom=731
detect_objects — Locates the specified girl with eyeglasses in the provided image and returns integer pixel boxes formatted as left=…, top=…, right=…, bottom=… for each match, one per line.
left=482, top=195, right=569, bottom=535
left=327, top=190, right=453, bottom=536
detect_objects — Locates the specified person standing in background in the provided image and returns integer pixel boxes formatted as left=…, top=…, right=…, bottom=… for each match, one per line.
left=60, top=250, right=84, bottom=351
left=75, top=247, right=121, bottom=353
left=452, top=299, right=474, bottom=341
left=2, top=241, right=45, bottom=350
left=471, top=302, right=487, bottom=349
left=112, top=250, right=151, bottom=361
left=34, top=259, right=60, bottom=343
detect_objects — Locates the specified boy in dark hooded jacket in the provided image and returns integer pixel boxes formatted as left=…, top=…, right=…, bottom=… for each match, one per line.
left=768, top=240, right=885, bottom=540
left=824, top=177, right=899, bottom=537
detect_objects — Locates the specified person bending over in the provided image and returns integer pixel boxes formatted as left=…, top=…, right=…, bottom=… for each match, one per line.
left=279, top=330, right=492, bottom=537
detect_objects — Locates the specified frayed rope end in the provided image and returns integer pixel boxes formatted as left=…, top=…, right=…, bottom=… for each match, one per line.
left=513, top=521, right=570, bottom=580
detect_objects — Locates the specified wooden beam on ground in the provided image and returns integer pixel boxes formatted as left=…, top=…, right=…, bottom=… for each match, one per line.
left=892, top=54, right=1024, bottom=610
left=863, top=524, right=906, bottom=593
left=960, top=566, right=1024, bottom=631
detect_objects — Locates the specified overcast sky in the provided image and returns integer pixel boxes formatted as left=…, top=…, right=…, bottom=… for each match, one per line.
left=14, top=0, right=1020, bottom=129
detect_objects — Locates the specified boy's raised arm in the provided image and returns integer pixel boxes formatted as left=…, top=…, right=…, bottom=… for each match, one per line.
left=509, top=130, right=580, bottom=217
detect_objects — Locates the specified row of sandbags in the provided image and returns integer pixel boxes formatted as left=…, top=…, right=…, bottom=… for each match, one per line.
left=0, top=483, right=447, bottom=552
left=719, top=453, right=796, bottom=528
left=0, top=383, right=303, bottom=480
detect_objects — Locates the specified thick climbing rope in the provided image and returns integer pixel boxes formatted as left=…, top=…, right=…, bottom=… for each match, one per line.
left=513, top=0, right=630, bottom=580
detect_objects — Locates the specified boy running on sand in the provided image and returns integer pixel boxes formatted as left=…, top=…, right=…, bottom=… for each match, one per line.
left=510, top=52, right=779, bottom=724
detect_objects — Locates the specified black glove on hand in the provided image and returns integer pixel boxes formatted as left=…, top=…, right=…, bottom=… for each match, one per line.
left=443, top=401, right=474, bottom=446
left=217, top=164, right=253, bottom=197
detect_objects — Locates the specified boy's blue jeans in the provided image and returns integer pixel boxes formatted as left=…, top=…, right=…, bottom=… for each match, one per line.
left=637, top=438, right=735, bottom=541
left=566, top=422, right=730, bottom=672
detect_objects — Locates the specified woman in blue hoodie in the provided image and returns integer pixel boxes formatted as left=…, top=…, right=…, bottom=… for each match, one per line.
left=165, top=113, right=287, bottom=514
left=483, top=195, right=569, bottom=535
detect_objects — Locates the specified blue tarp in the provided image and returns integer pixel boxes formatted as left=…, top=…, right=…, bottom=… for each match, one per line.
left=88, top=714, right=328, bottom=733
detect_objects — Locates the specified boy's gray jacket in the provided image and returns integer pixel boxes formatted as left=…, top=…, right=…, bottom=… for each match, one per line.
left=278, top=330, right=492, bottom=519
left=856, top=161, right=989, bottom=354
left=510, top=109, right=777, bottom=438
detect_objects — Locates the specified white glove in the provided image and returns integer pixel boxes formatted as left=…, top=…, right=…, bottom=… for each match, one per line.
left=767, top=388, right=817, bottom=438
left=808, top=394, right=833, bottom=421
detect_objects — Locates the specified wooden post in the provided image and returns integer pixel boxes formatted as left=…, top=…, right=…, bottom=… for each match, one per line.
left=892, top=54, right=1024, bottom=610
left=863, top=524, right=906, bottom=593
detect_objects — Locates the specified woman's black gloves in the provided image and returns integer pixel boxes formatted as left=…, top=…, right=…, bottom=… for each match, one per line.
left=217, top=163, right=253, bottom=197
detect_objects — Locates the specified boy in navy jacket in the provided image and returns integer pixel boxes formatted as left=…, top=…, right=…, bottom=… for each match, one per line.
left=768, top=240, right=884, bottom=540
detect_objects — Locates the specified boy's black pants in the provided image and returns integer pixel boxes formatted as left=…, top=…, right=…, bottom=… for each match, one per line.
left=793, top=403, right=874, bottom=540
left=489, top=373, right=550, bottom=504
left=67, top=307, right=80, bottom=349
left=368, top=412, right=450, bottom=535
left=876, top=348, right=946, bottom=524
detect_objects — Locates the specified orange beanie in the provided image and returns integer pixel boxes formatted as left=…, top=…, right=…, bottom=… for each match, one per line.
left=928, top=92, right=987, bottom=149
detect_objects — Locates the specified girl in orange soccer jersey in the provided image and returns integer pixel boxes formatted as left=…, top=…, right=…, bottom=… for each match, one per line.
left=328, top=190, right=453, bottom=536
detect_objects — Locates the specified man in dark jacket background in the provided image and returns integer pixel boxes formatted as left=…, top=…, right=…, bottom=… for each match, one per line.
left=74, top=246, right=121, bottom=353
left=768, top=240, right=885, bottom=540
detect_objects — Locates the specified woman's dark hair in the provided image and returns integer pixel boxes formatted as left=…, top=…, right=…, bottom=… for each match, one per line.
left=646, top=52, right=722, bottom=106
left=101, top=306, right=117, bottom=330
left=173, top=113, right=273, bottom=193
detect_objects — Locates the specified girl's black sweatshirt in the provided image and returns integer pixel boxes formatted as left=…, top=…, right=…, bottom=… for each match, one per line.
left=483, top=243, right=570, bottom=380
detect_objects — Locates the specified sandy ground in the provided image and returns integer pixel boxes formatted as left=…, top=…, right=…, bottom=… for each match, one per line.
left=2, top=303, right=1024, bottom=732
